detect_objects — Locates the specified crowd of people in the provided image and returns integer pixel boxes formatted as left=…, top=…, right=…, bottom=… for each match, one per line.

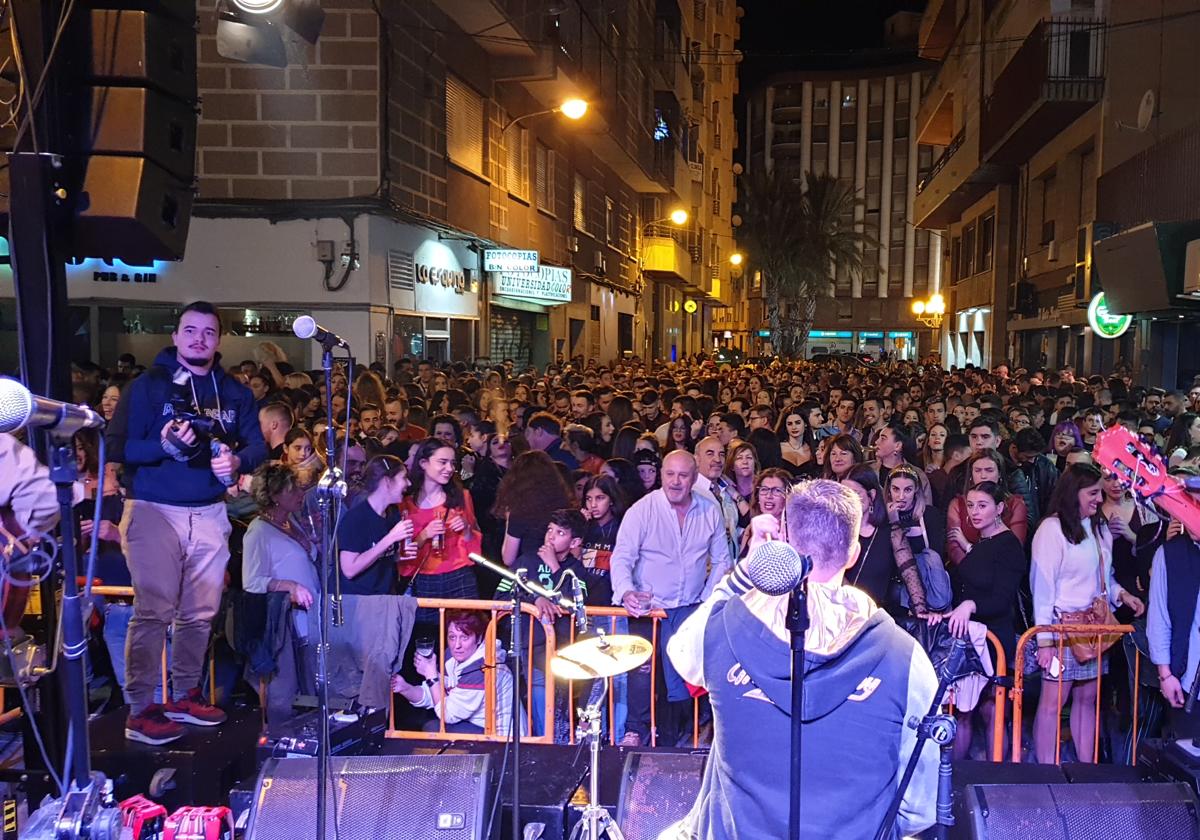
left=15, top=299, right=1200, bottom=762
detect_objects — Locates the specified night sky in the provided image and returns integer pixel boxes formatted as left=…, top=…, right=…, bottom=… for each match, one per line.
left=737, top=0, right=927, bottom=88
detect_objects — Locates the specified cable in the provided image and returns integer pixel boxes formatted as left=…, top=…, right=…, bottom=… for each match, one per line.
left=83, top=433, right=105, bottom=598
left=12, top=0, right=78, bottom=152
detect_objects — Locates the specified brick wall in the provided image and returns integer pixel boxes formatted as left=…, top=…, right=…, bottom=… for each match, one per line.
left=196, top=0, right=381, bottom=201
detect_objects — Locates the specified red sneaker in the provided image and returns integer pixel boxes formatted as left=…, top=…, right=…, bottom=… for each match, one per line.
left=164, top=688, right=227, bottom=727
left=125, top=705, right=185, bottom=745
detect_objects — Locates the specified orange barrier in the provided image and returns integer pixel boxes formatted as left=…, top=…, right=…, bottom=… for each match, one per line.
left=986, top=630, right=1007, bottom=763
left=1010, top=623, right=1136, bottom=764
left=384, top=598, right=557, bottom=743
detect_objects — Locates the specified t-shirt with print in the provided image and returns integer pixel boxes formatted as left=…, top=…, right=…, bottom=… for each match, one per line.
left=334, top=500, right=400, bottom=595
left=579, top=517, right=619, bottom=607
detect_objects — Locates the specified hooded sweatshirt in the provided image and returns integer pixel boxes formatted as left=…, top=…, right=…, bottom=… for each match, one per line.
left=106, top=347, right=266, bottom=506
left=665, top=563, right=939, bottom=840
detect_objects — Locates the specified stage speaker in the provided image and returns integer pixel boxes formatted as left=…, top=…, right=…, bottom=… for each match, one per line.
left=88, top=8, right=198, bottom=103
left=86, top=86, right=198, bottom=182
left=246, top=754, right=496, bottom=840
left=616, top=751, right=707, bottom=840
left=963, top=782, right=1200, bottom=840
left=73, top=156, right=193, bottom=263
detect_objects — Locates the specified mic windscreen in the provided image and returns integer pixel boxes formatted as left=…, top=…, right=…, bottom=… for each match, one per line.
left=745, top=540, right=811, bottom=596
left=0, top=378, right=33, bottom=434
left=292, top=315, right=317, bottom=340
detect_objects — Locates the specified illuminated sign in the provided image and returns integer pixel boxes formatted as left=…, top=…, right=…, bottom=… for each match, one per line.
left=887, top=331, right=913, bottom=338
left=1087, top=292, right=1132, bottom=339
left=859, top=331, right=883, bottom=339
left=415, top=261, right=465, bottom=293
left=810, top=330, right=853, bottom=339
left=484, top=249, right=539, bottom=274
left=683, top=299, right=698, bottom=314
left=495, top=264, right=571, bottom=303
left=757, top=329, right=771, bottom=337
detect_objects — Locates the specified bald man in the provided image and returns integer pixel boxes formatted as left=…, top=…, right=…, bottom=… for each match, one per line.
left=610, top=449, right=732, bottom=746
left=693, top=436, right=741, bottom=562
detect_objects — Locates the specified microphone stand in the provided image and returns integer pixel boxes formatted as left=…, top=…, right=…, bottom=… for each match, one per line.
left=468, top=553, right=575, bottom=840
left=314, top=337, right=346, bottom=840
left=873, top=637, right=967, bottom=840
left=786, top=581, right=809, bottom=840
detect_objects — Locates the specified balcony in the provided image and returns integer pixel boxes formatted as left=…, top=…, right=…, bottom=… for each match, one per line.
left=913, top=127, right=1014, bottom=229
left=918, top=0, right=959, bottom=62
left=642, top=235, right=692, bottom=283
left=431, top=0, right=538, bottom=59
left=981, top=20, right=1105, bottom=165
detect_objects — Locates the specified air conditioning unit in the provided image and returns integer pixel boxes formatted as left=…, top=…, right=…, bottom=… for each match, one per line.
left=566, top=235, right=580, bottom=253
left=593, top=251, right=607, bottom=276
left=1046, top=239, right=1059, bottom=262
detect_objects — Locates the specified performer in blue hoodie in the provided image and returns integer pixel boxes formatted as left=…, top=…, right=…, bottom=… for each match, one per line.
left=107, top=301, right=266, bottom=744
left=665, top=479, right=938, bottom=839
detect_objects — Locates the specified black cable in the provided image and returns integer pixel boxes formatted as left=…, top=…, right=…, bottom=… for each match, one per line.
left=12, top=0, right=77, bottom=152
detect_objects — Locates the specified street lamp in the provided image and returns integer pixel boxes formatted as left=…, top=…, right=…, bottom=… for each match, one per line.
left=911, top=292, right=946, bottom=328
left=502, top=98, right=589, bottom=133
left=642, top=208, right=689, bottom=236
left=729, top=252, right=744, bottom=267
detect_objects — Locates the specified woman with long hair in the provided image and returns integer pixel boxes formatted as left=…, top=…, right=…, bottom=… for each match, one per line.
left=579, top=411, right=615, bottom=459
left=1030, top=463, right=1145, bottom=763
left=724, top=440, right=760, bottom=534
left=945, top=450, right=1029, bottom=564
left=244, top=463, right=322, bottom=732
left=353, top=369, right=388, bottom=413
left=602, top=457, right=646, bottom=506
left=401, top=439, right=482, bottom=619
left=738, top=467, right=792, bottom=557
left=336, top=455, right=416, bottom=597
left=841, top=464, right=926, bottom=616
left=665, top=413, right=697, bottom=453
left=281, top=427, right=323, bottom=487
left=99, top=383, right=123, bottom=422
left=1165, top=412, right=1200, bottom=467
left=775, top=407, right=816, bottom=475
left=610, top=424, right=643, bottom=462
left=821, top=434, right=864, bottom=482
left=921, top=422, right=949, bottom=472
left=606, top=396, right=637, bottom=432
left=493, top=450, right=573, bottom=568
left=579, top=474, right=628, bottom=607
left=932, top=480, right=1025, bottom=759
left=1050, top=421, right=1084, bottom=472
left=748, top=427, right=788, bottom=472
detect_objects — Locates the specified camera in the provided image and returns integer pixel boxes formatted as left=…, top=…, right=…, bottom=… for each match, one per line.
left=170, top=404, right=221, bottom=439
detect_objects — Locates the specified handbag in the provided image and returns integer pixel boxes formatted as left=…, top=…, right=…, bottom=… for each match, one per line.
left=1057, top=537, right=1119, bottom=663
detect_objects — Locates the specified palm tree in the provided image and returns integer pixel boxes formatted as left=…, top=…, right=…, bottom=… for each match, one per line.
left=737, top=168, right=875, bottom=358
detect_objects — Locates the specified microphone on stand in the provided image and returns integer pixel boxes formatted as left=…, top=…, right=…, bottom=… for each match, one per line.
left=572, top=575, right=588, bottom=634
left=745, top=540, right=813, bottom=596
left=293, top=315, right=349, bottom=348
left=0, top=378, right=105, bottom=436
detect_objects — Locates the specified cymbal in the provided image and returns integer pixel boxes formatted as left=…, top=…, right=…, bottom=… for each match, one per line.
left=550, top=634, right=653, bottom=680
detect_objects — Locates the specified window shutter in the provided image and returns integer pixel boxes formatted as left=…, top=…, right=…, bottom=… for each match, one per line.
left=445, top=75, right=484, bottom=176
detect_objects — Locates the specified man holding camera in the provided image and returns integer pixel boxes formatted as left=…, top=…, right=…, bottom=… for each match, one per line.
left=107, top=301, right=266, bottom=744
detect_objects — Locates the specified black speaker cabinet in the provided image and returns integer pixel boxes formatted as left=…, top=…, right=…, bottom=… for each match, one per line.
left=962, top=781, right=1200, bottom=840
left=73, top=155, right=193, bottom=263
left=246, top=754, right=497, bottom=840
left=616, top=751, right=708, bottom=840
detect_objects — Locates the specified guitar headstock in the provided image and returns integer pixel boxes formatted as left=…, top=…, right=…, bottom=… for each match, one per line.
left=1093, top=425, right=1172, bottom=502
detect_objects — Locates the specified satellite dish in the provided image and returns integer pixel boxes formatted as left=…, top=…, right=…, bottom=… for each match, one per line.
left=1136, top=89, right=1156, bottom=132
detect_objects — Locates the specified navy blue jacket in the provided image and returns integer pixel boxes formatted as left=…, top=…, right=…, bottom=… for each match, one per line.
left=106, top=347, right=266, bottom=506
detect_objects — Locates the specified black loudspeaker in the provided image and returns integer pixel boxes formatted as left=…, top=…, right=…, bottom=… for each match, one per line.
left=246, top=755, right=496, bottom=840
left=73, top=155, right=194, bottom=263
left=616, top=751, right=707, bottom=840
left=962, top=782, right=1200, bottom=840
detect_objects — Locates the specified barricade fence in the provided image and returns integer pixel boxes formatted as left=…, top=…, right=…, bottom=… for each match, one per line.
left=1010, top=623, right=1138, bottom=765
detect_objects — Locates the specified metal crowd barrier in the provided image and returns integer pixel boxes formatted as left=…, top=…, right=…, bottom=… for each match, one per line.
left=1010, top=623, right=1137, bottom=764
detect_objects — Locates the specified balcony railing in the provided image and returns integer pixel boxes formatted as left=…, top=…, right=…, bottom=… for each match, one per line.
left=981, top=18, right=1105, bottom=163
left=916, top=129, right=965, bottom=194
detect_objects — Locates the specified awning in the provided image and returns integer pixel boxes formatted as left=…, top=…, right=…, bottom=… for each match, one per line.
left=1092, top=220, right=1200, bottom=313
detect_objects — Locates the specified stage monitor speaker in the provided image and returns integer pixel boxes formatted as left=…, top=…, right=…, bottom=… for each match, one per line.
left=963, top=781, right=1200, bottom=840
left=73, top=155, right=193, bottom=262
left=616, top=751, right=707, bottom=840
left=88, top=8, right=199, bottom=103
left=246, top=754, right=496, bottom=840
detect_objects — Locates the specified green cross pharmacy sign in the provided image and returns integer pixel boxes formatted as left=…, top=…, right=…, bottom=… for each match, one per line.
left=1087, top=292, right=1132, bottom=339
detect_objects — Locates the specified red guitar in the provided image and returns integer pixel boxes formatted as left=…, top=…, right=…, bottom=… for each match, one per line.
left=1093, top=425, right=1200, bottom=530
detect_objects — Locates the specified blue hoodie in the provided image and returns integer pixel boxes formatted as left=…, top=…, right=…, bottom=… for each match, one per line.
left=665, top=565, right=939, bottom=840
left=106, top=347, right=266, bottom=506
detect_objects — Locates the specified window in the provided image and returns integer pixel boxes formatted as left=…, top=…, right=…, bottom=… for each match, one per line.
left=951, top=236, right=962, bottom=282
left=505, top=125, right=529, bottom=201
left=574, top=172, right=587, bottom=232
left=961, top=222, right=976, bottom=277
left=978, top=213, right=995, bottom=272
left=535, top=142, right=554, bottom=213
left=841, top=86, right=856, bottom=108
left=445, top=74, right=484, bottom=176
left=605, top=196, right=615, bottom=244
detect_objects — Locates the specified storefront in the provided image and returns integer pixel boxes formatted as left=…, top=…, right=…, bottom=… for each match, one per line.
left=804, top=329, right=916, bottom=360
left=486, top=259, right=571, bottom=369
left=383, top=233, right=480, bottom=364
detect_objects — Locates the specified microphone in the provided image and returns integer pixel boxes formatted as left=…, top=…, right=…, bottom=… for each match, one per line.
left=0, top=378, right=105, bottom=436
left=572, top=575, right=587, bottom=634
left=293, top=315, right=348, bottom=348
left=745, top=540, right=813, bottom=596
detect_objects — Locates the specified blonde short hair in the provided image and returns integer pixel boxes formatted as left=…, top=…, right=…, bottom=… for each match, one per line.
left=785, top=479, right=862, bottom=573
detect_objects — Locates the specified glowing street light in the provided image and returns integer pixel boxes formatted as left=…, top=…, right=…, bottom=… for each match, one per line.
left=669, top=208, right=689, bottom=226
left=729, top=252, right=744, bottom=266
left=559, top=98, right=589, bottom=120
left=911, top=292, right=946, bottom=328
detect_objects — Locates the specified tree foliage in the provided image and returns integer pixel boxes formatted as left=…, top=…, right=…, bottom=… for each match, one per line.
left=736, top=168, right=875, bottom=357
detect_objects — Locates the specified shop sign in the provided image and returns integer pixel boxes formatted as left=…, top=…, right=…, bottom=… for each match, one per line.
left=683, top=299, right=698, bottom=314
left=495, top=264, right=571, bottom=303
left=415, top=260, right=466, bottom=294
left=484, top=249, right=539, bottom=274
left=1087, top=292, right=1132, bottom=339
left=887, top=331, right=913, bottom=339
left=810, top=330, right=853, bottom=339
left=757, top=329, right=771, bottom=337
left=859, top=331, right=884, bottom=339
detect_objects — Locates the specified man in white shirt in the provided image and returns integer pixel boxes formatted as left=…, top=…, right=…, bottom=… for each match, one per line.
left=610, top=450, right=731, bottom=746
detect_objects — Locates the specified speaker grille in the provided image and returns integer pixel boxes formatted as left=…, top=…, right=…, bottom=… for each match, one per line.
left=965, top=782, right=1200, bottom=840
left=616, top=752, right=707, bottom=840
left=248, top=755, right=494, bottom=840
